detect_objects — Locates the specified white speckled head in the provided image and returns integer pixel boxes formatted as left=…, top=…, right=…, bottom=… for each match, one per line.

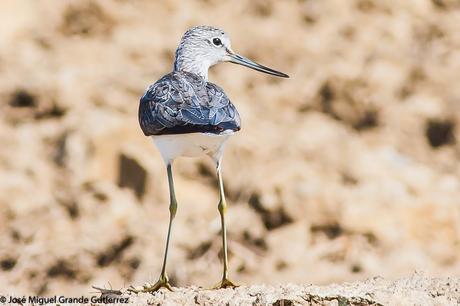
left=174, top=26, right=231, bottom=79
left=173, top=25, right=289, bottom=80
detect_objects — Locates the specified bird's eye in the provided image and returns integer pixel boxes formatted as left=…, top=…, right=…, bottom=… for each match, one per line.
left=212, top=38, right=222, bottom=46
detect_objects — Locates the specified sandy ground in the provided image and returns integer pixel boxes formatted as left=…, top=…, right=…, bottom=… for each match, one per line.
left=1, top=0, right=460, bottom=300
left=121, top=273, right=460, bottom=305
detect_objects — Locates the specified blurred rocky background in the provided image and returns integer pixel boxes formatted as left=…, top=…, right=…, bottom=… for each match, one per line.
left=0, top=0, right=459, bottom=296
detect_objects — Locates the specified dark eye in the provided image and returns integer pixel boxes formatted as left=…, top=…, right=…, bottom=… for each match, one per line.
left=212, top=38, right=222, bottom=46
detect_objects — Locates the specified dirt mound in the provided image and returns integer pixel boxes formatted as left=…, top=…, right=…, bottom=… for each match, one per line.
left=114, top=273, right=460, bottom=305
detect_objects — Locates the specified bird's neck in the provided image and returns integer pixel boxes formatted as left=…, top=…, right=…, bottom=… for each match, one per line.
left=173, top=51, right=211, bottom=81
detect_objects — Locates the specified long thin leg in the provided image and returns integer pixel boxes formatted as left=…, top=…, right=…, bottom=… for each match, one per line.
left=215, top=161, right=237, bottom=289
left=129, top=163, right=177, bottom=293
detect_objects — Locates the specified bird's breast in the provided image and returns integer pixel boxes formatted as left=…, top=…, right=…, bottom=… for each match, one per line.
left=152, top=131, right=234, bottom=163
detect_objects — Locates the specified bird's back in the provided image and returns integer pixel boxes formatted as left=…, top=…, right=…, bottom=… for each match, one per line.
left=139, top=71, right=241, bottom=136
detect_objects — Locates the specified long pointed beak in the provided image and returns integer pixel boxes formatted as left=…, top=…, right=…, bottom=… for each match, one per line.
left=227, top=50, right=289, bottom=78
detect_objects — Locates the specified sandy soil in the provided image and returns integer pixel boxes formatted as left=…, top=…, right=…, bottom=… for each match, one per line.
left=0, top=0, right=460, bottom=299
left=121, top=273, right=460, bottom=305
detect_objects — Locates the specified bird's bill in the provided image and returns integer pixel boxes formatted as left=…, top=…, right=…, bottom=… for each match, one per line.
left=227, top=52, right=289, bottom=78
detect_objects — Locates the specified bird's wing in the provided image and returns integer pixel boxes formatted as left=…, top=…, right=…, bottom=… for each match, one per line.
left=206, top=82, right=241, bottom=128
left=138, top=72, right=241, bottom=136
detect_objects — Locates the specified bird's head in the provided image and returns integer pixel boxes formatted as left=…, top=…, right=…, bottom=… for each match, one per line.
left=174, top=26, right=289, bottom=80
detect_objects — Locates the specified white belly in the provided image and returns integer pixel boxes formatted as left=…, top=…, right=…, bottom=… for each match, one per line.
left=152, top=132, right=233, bottom=164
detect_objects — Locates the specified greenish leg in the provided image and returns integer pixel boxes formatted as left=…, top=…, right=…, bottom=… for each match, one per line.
left=215, top=162, right=237, bottom=289
left=129, top=163, right=177, bottom=293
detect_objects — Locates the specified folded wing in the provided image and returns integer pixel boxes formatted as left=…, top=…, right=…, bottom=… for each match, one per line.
left=139, top=71, right=241, bottom=136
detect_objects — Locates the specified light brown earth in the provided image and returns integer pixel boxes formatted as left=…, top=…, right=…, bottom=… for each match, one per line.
left=120, top=273, right=460, bottom=305
left=1, top=0, right=460, bottom=304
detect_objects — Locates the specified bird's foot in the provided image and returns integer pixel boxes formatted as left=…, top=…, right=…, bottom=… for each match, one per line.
left=128, top=275, right=173, bottom=293
left=214, top=277, right=238, bottom=289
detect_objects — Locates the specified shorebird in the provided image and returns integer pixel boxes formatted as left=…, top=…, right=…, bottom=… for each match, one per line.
left=135, top=26, right=288, bottom=292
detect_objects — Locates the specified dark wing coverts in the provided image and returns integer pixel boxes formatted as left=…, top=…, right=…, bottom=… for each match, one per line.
left=139, top=71, right=241, bottom=136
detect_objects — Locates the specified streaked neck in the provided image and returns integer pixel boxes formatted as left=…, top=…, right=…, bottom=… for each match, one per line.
left=173, top=47, right=210, bottom=80
left=174, top=58, right=209, bottom=80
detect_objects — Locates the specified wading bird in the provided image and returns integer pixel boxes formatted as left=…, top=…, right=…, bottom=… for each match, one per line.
left=134, top=25, right=288, bottom=292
